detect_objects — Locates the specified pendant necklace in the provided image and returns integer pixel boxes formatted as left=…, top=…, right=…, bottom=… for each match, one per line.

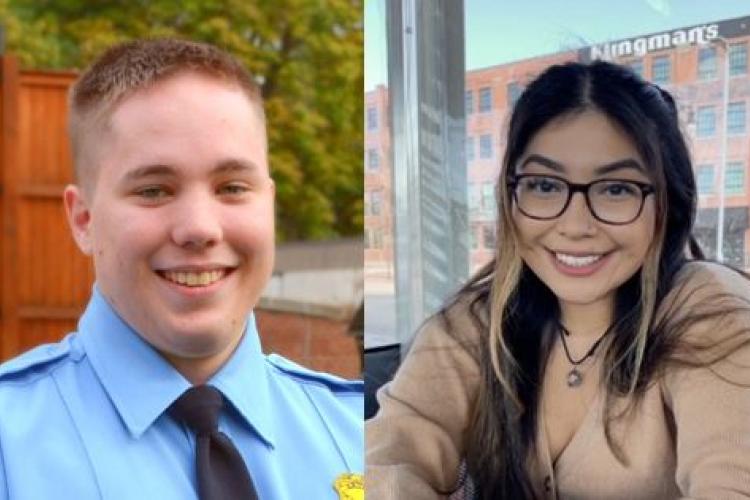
left=557, top=322, right=613, bottom=388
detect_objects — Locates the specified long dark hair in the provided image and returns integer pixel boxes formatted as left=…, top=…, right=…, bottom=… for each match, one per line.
left=442, top=60, right=749, bottom=499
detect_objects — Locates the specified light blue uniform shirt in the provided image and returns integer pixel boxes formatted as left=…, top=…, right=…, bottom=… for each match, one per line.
left=0, top=288, right=363, bottom=499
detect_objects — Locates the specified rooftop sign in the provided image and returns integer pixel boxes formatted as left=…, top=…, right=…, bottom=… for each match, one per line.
left=585, top=16, right=750, bottom=61
left=589, top=24, right=718, bottom=60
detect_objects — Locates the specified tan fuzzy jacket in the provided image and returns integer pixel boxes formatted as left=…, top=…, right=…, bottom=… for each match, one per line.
left=366, top=262, right=750, bottom=499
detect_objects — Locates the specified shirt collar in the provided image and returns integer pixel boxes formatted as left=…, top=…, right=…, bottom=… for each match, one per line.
left=78, top=286, right=275, bottom=446
left=208, top=317, right=275, bottom=447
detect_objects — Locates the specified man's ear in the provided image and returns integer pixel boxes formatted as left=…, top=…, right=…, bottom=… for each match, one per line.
left=63, top=184, right=94, bottom=255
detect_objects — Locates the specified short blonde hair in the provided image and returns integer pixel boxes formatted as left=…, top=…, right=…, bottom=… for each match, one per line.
left=68, top=38, right=264, bottom=191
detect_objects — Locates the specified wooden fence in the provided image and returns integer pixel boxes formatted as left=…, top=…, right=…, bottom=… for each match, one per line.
left=0, top=56, right=93, bottom=360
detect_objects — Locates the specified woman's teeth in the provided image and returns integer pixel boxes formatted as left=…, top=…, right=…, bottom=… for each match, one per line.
left=554, top=252, right=604, bottom=268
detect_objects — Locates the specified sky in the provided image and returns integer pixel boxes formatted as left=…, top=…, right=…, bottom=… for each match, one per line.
left=365, top=0, right=750, bottom=91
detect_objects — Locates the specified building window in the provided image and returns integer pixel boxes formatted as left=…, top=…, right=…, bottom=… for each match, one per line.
left=730, top=43, right=748, bottom=76
left=507, top=82, right=523, bottom=107
left=466, top=136, right=475, bottom=162
left=479, top=87, right=492, bottom=112
left=627, top=59, right=644, bottom=78
left=481, top=182, right=494, bottom=211
left=366, top=191, right=383, bottom=216
left=727, top=102, right=746, bottom=135
left=696, top=164, right=714, bottom=194
left=373, top=229, right=383, bottom=248
left=465, top=90, right=474, bottom=115
left=366, top=107, right=378, bottom=130
left=696, top=106, right=716, bottom=137
left=371, top=191, right=383, bottom=216
left=367, top=149, right=380, bottom=170
left=468, top=183, right=480, bottom=211
left=698, top=47, right=718, bottom=80
left=725, top=162, right=745, bottom=195
left=651, top=56, right=671, bottom=84
left=366, top=228, right=383, bottom=249
left=479, top=134, right=493, bottom=159
left=482, top=225, right=496, bottom=249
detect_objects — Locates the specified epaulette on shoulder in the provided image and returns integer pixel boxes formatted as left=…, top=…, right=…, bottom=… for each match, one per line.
left=0, top=339, right=72, bottom=383
left=266, top=354, right=363, bottom=393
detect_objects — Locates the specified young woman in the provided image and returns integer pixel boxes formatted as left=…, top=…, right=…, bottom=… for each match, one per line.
left=366, top=61, right=750, bottom=499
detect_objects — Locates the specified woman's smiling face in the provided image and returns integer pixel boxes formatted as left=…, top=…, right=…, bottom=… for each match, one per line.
left=511, top=109, right=657, bottom=313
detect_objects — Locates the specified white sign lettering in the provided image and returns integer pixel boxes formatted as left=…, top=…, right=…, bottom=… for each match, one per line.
left=590, top=24, right=719, bottom=60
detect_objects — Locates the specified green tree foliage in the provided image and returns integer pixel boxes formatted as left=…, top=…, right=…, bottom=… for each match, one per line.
left=2, top=0, right=364, bottom=241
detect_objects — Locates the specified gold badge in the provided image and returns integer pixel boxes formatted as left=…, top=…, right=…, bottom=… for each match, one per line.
left=333, top=473, right=364, bottom=500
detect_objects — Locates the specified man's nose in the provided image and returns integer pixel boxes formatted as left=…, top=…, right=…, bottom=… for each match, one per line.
left=555, top=191, right=597, bottom=237
left=170, top=191, right=223, bottom=249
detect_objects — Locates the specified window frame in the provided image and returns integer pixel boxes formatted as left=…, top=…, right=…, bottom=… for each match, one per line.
left=696, top=105, right=717, bottom=138
left=696, top=164, right=715, bottom=195
left=479, top=133, right=493, bottom=159
left=651, top=55, right=671, bottom=84
left=698, top=46, right=718, bottom=81
left=729, top=42, right=748, bottom=77
left=367, top=148, right=380, bottom=170
left=727, top=101, right=746, bottom=135
left=479, top=86, right=492, bottom=113
left=725, top=162, right=746, bottom=196
left=367, top=106, right=379, bottom=130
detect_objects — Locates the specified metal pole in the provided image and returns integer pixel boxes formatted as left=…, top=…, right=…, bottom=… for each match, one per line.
left=716, top=38, right=730, bottom=261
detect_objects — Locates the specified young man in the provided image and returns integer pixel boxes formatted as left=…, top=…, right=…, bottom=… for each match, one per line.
left=0, top=39, right=363, bottom=500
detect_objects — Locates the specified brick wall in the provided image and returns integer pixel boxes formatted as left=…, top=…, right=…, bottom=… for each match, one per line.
left=255, top=308, right=362, bottom=379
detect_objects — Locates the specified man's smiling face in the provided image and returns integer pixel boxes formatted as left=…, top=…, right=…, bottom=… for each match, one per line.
left=64, top=71, right=275, bottom=378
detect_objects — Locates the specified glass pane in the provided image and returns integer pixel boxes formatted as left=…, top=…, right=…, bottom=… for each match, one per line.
left=728, top=102, right=746, bottom=134
left=730, top=43, right=748, bottom=75
left=698, top=46, right=718, bottom=80
left=479, top=87, right=492, bottom=112
left=479, top=134, right=493, bottom=159
left=367, top=3, right=750, bottom=351
left=697, top=106, right=717, bottom=137
left=651, top=56, right=671, bottom=84
left=725, top=162, right=746, bottom=195
left=465, top=90, right=474, bottom=115
left=364, top=0, right=396, bottom=348
left=697, top=164, right=715, bottom=194
left=364, top=0, right=467, bottom=348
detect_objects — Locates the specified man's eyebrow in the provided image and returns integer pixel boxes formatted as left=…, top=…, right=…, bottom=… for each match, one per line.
left=121, top=164, right=175, bottom=182
left=211, top=158, right=261, bottom=175
left=519, top=155, right=644, bottom=175
left=120, top=159, right=261, bottom=182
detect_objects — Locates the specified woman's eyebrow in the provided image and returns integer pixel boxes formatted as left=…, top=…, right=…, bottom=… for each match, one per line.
left=594, top=159, right=645, bottom=175
left=519, top=155, right=645, bottom=176
left=519, top=154, right=565, bottom=172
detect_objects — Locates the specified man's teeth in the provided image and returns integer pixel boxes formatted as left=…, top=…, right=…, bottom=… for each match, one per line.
left=163, top=270, right=225, bottom=287
left=555, top=253, right=603, bottom=267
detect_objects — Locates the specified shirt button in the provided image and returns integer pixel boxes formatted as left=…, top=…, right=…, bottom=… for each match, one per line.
left=544, top=475, right=552, bottom=492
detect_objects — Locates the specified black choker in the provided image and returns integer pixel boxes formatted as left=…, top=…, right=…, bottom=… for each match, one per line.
left=557, top=322, right=613, bottom=388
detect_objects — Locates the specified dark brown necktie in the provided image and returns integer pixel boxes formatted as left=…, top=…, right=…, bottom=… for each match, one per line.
left=169, top=385, right=259, bottom=500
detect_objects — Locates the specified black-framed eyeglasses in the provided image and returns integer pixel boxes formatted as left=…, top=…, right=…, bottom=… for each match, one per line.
left=507, top=174, right=655, bottom=225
